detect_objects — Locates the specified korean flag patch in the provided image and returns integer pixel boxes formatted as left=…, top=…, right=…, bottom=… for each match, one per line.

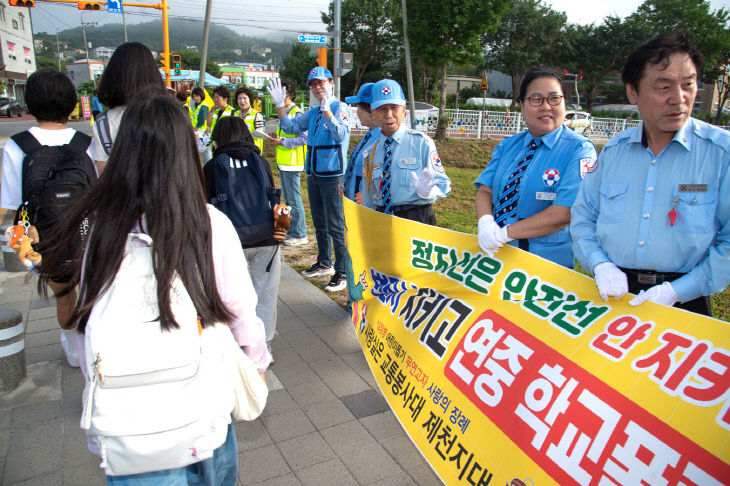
left=542, top=168, right=560, bottom=187
left=430, top=151, right=444, bottom=173
left=580, top=157, right=597, bottom=179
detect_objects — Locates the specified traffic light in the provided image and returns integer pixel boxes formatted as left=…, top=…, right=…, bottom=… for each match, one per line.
left=8, top=0, right=35, bottom=7
left=159, top=53, right=170, bottom=72
left=317, top=48, right=327, bottom=69
left=172, top=54, right=182, bottom=76
left=77, top=1, right=102, bottom=10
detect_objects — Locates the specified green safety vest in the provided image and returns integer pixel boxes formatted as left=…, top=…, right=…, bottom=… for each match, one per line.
left=192, top=102, right=208, bottom=130
left=209, top=105, right=234, bottom=134
left=275, top=104, right=306, bottom=170
left=237, top=108, right=264, bottom=152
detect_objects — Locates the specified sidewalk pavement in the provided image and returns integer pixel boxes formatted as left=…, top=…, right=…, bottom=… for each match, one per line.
left=0, top=257, right=444, bottom=486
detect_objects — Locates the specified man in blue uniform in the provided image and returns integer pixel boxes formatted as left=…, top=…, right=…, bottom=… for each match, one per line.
left=571, top=32, right=730, bottom=316
left=268, top=68, right=351, bottom=292
left=342, top=83, right=380, bottom=203
left=362, top=79, right=451, bottom=224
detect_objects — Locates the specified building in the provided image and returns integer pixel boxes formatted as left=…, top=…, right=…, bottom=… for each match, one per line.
left=93, top=46, right=115, bottom=59
left=219, top=66, right=247, bottom=85
left=239, top=68, right=277, bottom=90
left=251, top=47, right=271, bottom=57
left=0, top=3, right=36, bottom=105
left=66, top=59, right=104, bottom=87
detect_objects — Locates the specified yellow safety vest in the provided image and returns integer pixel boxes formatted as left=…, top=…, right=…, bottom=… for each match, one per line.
left=238, top=108, right=264, bottom=152
left=209, top=105, right=234, bottom=134
left=275, top=104, right=306, bottom=170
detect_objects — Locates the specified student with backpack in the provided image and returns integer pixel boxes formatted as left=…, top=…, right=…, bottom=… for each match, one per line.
left=205, top=117, right=282, bottom=358
left=1, top=69, right=96, bottom=354
left=37, top=93, right=270, bottom=484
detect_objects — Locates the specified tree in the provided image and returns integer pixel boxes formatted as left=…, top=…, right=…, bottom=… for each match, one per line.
left=481, top=0, right=567, bottom=109
left=36, top=57, right=68, bottom=74
left=322, top=0, right=400, bottom=96
left=279, top=42, right=317, bottom=90
left=174, top=50, right=221, bottom=79
left=405, top=0, right=509, bottom=139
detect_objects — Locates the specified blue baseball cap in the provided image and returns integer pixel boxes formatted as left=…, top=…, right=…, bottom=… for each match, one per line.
left=345, top=83, right=374, bottom=104
left=307, top=66, right=333, bottom=87
left=371, top=79, right=406, bottom=109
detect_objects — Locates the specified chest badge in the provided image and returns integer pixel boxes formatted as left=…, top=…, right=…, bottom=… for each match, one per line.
left=542, top=168, right=560, bottom=187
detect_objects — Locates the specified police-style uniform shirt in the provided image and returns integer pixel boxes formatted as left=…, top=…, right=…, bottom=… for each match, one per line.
left=475, top=125, right=596, bottom=267
left=571, top=117, right=730, bottom=303
left=343, top=127, right=380, bottom=200
left=278, top=100, right=350, bottom=178
left=362, top=124, right=451, bottom=210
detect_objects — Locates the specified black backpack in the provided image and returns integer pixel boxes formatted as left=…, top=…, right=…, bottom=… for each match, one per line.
left=210, top=152, right=281, bottom=246
left=12, top=130, right=96, bottom=236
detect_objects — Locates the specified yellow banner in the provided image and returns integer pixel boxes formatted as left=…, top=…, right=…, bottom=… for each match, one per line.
left=343, top=198, right=730, bottom=486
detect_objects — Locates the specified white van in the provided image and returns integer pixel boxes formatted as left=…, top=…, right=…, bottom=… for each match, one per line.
left=564, top=111, right=592, bottom=135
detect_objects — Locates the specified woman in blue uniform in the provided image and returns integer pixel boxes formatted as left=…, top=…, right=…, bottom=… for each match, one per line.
left=475, top=68, right=596, bottom=268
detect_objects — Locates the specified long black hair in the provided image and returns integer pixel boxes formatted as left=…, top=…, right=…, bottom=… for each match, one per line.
left=39, top=93, right=233, bottom=332
left=97, top=42, right=165, bottom=108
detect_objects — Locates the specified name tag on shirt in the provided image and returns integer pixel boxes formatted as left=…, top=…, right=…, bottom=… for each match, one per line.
left=535, top=192, right=557, bottom=201
left=678, top=184, right=708, bottom=192
left=398, top=158, right=417, bottom=168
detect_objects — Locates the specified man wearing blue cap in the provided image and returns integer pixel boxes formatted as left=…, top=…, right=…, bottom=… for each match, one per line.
left=268, top=67, right=351, bottom=292
left=342, top=83, right=380, bottom=203
left=362, top=79, right=451, bottom=224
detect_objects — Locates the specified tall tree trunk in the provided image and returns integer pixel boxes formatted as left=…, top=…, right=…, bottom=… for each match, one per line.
left=435, top=64, right=448, bottom=140
left=510, top=71, right=520, bottom=110
left=586, top=82, right=598, bottom=111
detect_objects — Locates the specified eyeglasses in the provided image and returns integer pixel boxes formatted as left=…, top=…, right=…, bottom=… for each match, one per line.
left=525, top=95, right=564, bottom=107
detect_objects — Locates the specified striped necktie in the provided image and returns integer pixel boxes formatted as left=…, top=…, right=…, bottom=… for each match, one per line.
left=494, top=138, right=540, bottom=227
left=345, top=131, right=372, bottom=186
left=380, top=137, right=394, bottom=214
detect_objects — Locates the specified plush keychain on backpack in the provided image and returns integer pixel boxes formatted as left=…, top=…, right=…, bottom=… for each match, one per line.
left=272, top=203, right=292, bottom=242
left=5, top=224, right=41, bottom=270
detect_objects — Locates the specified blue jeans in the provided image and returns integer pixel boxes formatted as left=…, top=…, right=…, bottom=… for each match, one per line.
left=106, top=424, right=238, bottom=486
left=279, top=170, right=306, bottom=239
left=307, top=174, right=346, bottom=274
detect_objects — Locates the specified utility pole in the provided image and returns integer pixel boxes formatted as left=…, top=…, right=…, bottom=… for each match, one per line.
left=199, top=0, right=213, bottom=87
left=122, top=11, right=128, bottom=42
left=401, top=0, right=417, bottom=128
left=80, top=14, right=95, bottom=88
left=56, top=30, right=61, bottom=70
left=333, top=0, right=341, bottom=99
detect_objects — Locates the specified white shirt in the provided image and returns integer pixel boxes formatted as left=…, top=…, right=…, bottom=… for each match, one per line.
left=1, top=126, right=94, bottom=209
left=91, top=106, right=125, bottom=163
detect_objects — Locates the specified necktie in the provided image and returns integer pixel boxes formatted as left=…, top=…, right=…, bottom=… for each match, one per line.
left=380, top=137, right=394, bottom=214
left=345, top=131, right=371, bottom=188
left=494, top=138, right=539, bottom=227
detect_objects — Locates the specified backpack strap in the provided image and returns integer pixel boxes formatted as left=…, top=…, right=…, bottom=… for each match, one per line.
left=68, top=131, right=92, bottom=153
left=10, top=130, right=42, bottom=156
left=95, top=112, right=113, bottom=156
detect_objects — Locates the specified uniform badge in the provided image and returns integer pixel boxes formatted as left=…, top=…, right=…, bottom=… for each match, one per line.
left=580, top=157, right=597, bottom=179
left=340, top=111, right=349, bottom=122
left=381, top=86, right=391, bottom=95
left=310, top=68, right=318, bottom=76
left=542, top=168, right=560, bottom=187
left=430, top=152, right=444, bottom=173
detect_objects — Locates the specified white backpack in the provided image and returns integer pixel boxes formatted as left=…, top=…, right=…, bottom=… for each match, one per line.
left=80, top=233, right=233, bottom=476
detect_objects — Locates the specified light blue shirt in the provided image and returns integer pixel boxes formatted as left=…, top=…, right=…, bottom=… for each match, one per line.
left=475, top=125, right=596, bottom=267
left=278, top=100, right=350, bottom=177
left=571, top=117, right=730, bottom=302
left=362, top=124, right=451, bottom=209
left=344, top=126, right=380, bottom=200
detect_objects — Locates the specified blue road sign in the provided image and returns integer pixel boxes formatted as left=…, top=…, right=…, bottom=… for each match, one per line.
left=298, top=34, right=327, bottom=44
left=107, top=0, right=123, bottom=13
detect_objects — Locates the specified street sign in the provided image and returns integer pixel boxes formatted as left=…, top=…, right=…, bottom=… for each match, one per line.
left=107, top=0, right=122, bottom=13
left=481, top=72, right=488, bottom=91
left=340, top=52, right=353, bottom=76
left=298, top=34, right=327, bottom=44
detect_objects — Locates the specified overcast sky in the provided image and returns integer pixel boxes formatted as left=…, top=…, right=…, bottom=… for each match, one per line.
left=30, top=0, right=728, bottom=40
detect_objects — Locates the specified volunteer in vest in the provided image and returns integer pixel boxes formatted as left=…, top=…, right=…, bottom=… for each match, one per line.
left=268, top=67, right=351, bottom=292
left=572, top=33, right=730, bottom=316
left=190, top=86, right=210, bottom=131
left=1, top=69, right=95, bottom=365
left=342, top=82, right=380, bottom=204
left=38, top=93, right=270, bottom=483
left=362, top=79, right=451, bottom=224
left=233, top=86, right=264, bottom=152
left=91, top=42, right=165, bottom=174
left=205, top=86, right=234, bottom=137
left=269, top=79, right=309, bottom=246
left=475, top=68, right=596, bottom=268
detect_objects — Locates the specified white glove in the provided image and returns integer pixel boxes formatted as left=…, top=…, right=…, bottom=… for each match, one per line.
left=267, top=78, right=286, bottom=108
left=319, top=89, right=332, bottom=113
left=629, top=281, right=679, bottom=307
left=593, top=262, right=628, bottom=301
left=410, top=168, right=445, bottom=199
left=477, top=215, right=511, bottom=257
left=196, top=131, right=211, bottom=153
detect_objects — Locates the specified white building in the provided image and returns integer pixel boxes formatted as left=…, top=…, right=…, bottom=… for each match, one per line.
left=93, top=46, right=115, bottom=59
left=244, top=69, right=278, bottom=89
left=66, top=59, right=104, bottom=87
left=0, top=3, right=36, bottom=105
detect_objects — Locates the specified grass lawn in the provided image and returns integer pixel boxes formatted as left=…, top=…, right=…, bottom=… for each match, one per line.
left=263, top=137, right=730, bottom=322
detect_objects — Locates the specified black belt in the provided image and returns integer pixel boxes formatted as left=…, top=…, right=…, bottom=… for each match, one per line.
left=619, top=267, right=685, bottom=286
left=376, top=203, right=428, bottom=213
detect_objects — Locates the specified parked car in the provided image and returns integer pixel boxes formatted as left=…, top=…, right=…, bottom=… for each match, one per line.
left=0, top=98, right=22, bottom=117
left=564, top=110, right=591, bottom=135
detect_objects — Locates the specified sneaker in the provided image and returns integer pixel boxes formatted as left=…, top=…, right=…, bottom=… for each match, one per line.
left=302, top=261, right=335, bottom=278
left=283, top=237, right=309, bottom=247
left=325, top=272, right=347, bottom=292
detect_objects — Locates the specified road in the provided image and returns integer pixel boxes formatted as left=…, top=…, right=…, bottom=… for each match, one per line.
left=0, top=115, right=93, bottom=138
